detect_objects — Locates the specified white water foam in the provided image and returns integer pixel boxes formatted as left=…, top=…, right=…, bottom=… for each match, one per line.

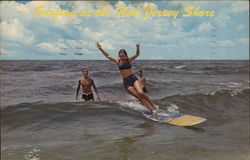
left=118, top=101, right=181, bottom=114
left=24, top=148, right=41, bottom=160
left=167, top=104, right=180, bottom=113
left=174, top=65, right=186, bottom=69
left=227, top=82, right=242, bottom=88
left=229, top=90, right=242, bottom=96
left=117, top=100, right=147, bottom=112
left=217, top=82, right=243, bottom=88
left=203, top=91, right=217, bottom=96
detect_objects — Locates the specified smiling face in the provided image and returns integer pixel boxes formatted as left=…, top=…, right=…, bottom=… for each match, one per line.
left=118, top=49, right=128, bottom=60
left=82, top=68, right=88, bottom=77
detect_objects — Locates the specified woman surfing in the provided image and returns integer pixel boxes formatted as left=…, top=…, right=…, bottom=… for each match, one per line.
left=96, top=43, right=159, bottom=114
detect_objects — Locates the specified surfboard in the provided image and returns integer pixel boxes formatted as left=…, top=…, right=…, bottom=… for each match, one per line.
left=142, top=109, right=206, bottom=126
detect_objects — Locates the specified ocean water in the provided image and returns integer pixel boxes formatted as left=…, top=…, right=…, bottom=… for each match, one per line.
left=0, top=60, right=249, bottom=160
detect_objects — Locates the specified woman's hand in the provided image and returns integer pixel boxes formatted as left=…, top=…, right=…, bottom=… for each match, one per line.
left=136, top=44, right=140, bottom=49
left=95, top=42, right=118, bottom=62
left=129, top=44, right=140, bottom=62
left=96, top=42, right=102, bottom=49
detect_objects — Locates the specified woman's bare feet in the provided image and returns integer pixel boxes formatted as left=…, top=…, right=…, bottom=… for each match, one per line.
left=152, top=109, right=157, bottom=114
left=153, top=104, right=160, bottom=110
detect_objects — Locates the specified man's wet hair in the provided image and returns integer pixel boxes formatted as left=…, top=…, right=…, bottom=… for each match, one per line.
left=139, top=70, right=143, bottom=73
left=82, top=68, right=88, bottom=72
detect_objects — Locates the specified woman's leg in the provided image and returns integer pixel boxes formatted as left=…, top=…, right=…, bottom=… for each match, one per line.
left=127, top=86, right=155, bottom=113
left=133, top=81, right=159, bottom=109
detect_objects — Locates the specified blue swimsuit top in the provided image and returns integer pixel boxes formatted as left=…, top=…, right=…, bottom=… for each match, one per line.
left=118, top=59, right=132, bottom=70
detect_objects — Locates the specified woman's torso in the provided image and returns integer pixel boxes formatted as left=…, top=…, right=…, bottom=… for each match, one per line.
left=117, top=59, right=133, bottom=78
left=119, top=69, right=133, bottom=78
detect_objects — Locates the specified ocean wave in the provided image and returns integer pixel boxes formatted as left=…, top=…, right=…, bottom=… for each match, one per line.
left=160, top=88, right=249, bottom=100
left=174, top=65, right=187, bottom=69
left=1, top=101, right=144, bottom=129
left=139, top=65, right=169, bottom=71
left=2, top=88, right=248, bottom=128
left=24, top=148, right=41, bottom=160
left=158, top=89, right=249, bottom=115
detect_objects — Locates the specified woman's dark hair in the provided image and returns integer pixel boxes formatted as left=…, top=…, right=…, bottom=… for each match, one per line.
left=118, top=49, right=128, bottom=57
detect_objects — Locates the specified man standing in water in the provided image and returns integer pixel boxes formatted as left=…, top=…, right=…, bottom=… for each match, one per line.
left=137, top=70, right=147, bottom=93
left=76, top=68, right=101, bottom=102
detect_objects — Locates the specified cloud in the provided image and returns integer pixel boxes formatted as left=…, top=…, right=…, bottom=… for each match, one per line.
left=36, top=42, right=60, bottom=53
left=81, top=27, right=109, bottom=42
left=0, top=1, right=249, bottom=60
left=1, top=19, right=35, bottom=44
left=30, top=1, right=78, bottom=28
left=0, top=48, right=8, bottom=55
left=236, top=24, right=244, bottom=31
left=217, top=40, right=235, bottom=46
left=0, top=47, right=20, bottom=58
left=237, top=38, right=249, bottom=45
left=214, top=1, right=248, bottom=28
left=99, top=40, right=115, bottom=50
left=188, top=37, right=209, bottom=44
left=72, top=1, right=172, bottom=49
left=214, top=12, right=231, bottom=28
left=172, top=19, right=183, bottom=32
left=228, top=1, right=249, bottom=14
left=67, top=1, right=94, bottom=11
left=65, top=39, right=93, bottom=53
left=169, top=1, right=217, bottom=8
left=197, top=22, right=215, bottom=32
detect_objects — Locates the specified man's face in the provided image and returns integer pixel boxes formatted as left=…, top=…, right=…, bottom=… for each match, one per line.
left=82, top=69, right=88, bottom=76
left=138, top=71, right=142, bottom=77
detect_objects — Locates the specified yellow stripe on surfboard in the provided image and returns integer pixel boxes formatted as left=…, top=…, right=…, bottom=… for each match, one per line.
left=163, top=115, right=207, bottom=126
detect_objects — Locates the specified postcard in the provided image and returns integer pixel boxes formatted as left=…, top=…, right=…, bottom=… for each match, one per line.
left=1, top=1, right=249, bottom=160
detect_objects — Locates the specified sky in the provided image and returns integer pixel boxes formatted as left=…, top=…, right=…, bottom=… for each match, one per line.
left=0, top=0, right=249, bottom=60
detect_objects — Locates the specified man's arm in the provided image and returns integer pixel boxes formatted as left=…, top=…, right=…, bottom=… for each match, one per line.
left=141, top=76, right=146, bottom=84
left=76, top=80, right=81, bottom=100
left=92, top=80, right=101, bottom=101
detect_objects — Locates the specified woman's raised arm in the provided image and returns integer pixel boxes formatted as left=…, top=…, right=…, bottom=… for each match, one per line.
left=129, top=44, right=140, bottom=62
left=96, top=42, right=118, bottom=63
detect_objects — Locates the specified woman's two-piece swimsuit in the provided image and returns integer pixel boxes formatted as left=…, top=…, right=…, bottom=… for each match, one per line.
left=118, top=59, right=139, bottom=89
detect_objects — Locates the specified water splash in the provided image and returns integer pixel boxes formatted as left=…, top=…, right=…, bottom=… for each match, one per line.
left=174, top=65, right=186, bottom=69
left=24, top=148, right=41, bottom=160
left=167, top=104, right=180, bottom=113
left=117, top=100, right=147, bottom=112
